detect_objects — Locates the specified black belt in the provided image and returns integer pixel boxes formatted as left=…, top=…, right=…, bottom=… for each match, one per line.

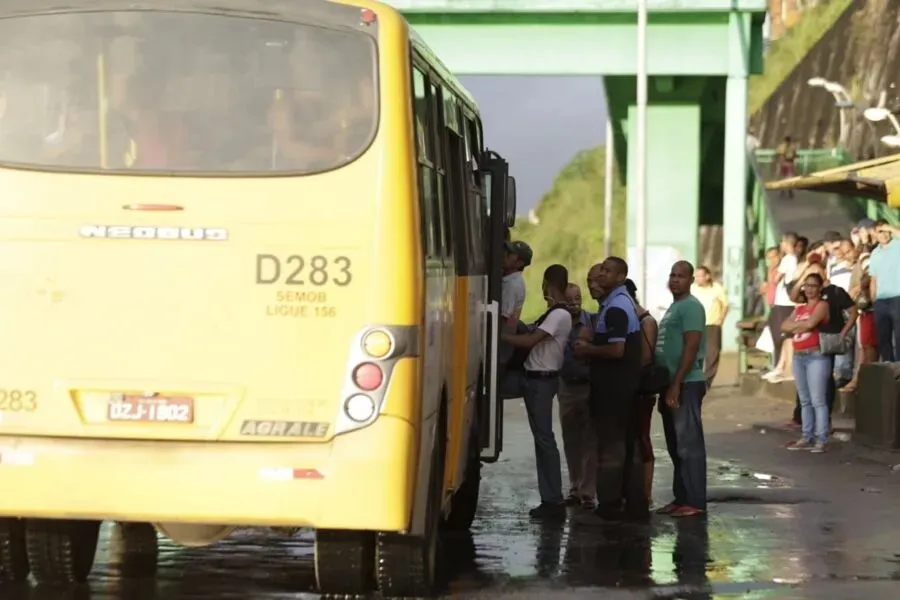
left=525, top=370, right=559, bottom=379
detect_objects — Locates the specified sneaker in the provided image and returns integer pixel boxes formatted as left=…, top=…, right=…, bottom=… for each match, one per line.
left=528, top=502, right=567, bottom=520
left=761, top=370, right=782, bottom=382
left=811, top=442, right=827, bottom=453
left=786, top=439, right=814, bottom=450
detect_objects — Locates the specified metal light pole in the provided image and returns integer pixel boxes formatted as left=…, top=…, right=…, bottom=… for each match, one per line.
left=603, top=118, right=614, bottom=257
left=635, top=0, right=648, bottom=302
left=807, top=77, right=850, bottom=147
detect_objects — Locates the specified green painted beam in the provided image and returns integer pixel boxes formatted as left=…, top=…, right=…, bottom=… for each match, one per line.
left=404, top=12, right=732, bottom=25
left=389, top=0, right=767, bottom=13
left=414, top=23, right=760, bottom=75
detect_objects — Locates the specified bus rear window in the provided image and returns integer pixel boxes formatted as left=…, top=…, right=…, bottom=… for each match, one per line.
left=0, top=11, right=377, bottom=175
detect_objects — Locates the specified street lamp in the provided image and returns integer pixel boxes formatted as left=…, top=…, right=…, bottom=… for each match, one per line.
left=863, top=106, right=900, bottom=134
left=807, top=77, right=851, bottom=146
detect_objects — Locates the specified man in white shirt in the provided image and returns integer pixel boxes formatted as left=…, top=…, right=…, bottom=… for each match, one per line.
left=691, top=266, right=729, bottom=387
left=765, top=232, right=799, bottom=379
left=501, top=264, right=571, bottom=520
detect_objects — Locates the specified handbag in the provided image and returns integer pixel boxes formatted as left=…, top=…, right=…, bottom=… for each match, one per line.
left=819, top=332, right=852, bottom=355
left=639, top=332, right=670, bottom=395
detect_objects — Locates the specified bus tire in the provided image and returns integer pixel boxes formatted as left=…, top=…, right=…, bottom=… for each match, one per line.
left=109, top=522, right=158, bottom=577
left=25, top=519, right=100, bottom=584
left=314, top=530, right=376, bottom=595
left=0, top=518, right=29, bottom=583
left=376, top=404, right=446, bottom=597
left=441, top=426, right=481, bottom=531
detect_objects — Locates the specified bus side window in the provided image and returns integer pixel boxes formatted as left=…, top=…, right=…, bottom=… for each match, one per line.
left=412, top=66, right=438, bottom=258
left=464, top=116, right=486, bottom=274
left=429, top=80, right=451, bottom=261
left=442, top=88, right=470, bottom=275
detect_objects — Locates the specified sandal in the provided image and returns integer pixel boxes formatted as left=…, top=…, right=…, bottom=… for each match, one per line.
left=655, top=502, right=680, bottom=515
left=580, top=497, right=596, bottom=510
left=670, top=506, right=705, bottom=518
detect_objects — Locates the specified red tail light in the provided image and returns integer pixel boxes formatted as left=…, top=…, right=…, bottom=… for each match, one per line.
left=360, top=9, right=377, bottom=25
left=353, top=363, right=383, bottom=391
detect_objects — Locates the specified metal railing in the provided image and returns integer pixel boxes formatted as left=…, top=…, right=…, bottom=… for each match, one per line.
left=741, top=147, right=852, bottom=372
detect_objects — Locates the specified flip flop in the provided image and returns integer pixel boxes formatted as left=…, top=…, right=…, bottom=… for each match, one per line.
left=670, top=506, right=705, bottom=518
left=654, top=502, right=680, bottom=515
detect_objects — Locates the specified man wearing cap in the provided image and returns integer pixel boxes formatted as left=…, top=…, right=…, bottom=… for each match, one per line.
left=501, top=240, right=532, bottom=329
left=498, top=240, right=532, bottom=398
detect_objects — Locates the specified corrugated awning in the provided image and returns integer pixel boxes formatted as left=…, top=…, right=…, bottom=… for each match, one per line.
left=765, top=153, right=900, bottom=207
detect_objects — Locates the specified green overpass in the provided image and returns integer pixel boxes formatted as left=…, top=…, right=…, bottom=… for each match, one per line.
left=388, top=0, right=768, bottom=353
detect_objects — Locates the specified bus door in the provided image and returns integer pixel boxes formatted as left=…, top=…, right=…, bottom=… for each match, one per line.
left=478, top=150, right=515, bottom=462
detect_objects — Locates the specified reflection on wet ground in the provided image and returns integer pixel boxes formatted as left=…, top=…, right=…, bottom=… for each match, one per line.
left=9, top=399, right=900, bottom=599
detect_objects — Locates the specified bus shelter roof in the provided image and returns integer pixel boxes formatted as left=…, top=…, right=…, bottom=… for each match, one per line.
left=765, top=153, right=900, bottom=208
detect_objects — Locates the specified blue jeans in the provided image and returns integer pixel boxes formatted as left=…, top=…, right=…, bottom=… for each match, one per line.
left=659, top=381, right=708, bottom=511
left=792, top=351, right=831, bottom=444
left=874, top=296, right=900, bottom=362
left=523, top=376, right=564, bottom=504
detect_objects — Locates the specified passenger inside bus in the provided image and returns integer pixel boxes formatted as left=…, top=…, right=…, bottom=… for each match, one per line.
left=42, top=97, right=103, bottom=167
left=267, top=89, right=341, bottom=170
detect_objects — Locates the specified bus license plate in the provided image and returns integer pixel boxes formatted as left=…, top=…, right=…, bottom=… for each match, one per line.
left=107, top=395, right=194, bottom=423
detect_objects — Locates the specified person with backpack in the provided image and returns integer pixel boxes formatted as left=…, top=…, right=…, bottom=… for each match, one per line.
left=501, top=264, right=572, bottom=520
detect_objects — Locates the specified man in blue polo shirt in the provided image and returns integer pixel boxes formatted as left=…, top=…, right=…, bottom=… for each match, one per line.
left=573, top=257, right=646, bottom=521
left=868, top=220, right=900, bottom=361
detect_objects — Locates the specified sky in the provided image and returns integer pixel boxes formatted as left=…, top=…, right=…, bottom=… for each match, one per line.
left=459, top=76, right=609, bottom=212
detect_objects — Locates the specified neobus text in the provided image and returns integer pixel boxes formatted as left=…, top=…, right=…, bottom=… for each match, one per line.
left=255, top=254, right=353, bottom=287
left=79, top=225, right=228, bottom=241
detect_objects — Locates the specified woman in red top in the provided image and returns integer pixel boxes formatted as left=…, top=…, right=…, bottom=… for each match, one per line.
left=781, top=273, right=830, bottom=452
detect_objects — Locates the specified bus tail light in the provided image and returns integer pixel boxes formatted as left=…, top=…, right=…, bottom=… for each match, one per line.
left=362, top=329, right=393, bottom=358
left=344, top=394, right=376, bottom=422
left=352, top=362, right=383, bottom=391
left=360, top=9, right=377, bottom=25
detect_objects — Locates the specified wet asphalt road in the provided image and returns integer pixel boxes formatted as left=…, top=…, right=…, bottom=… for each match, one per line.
left=8, top=390, right=900, bottom=599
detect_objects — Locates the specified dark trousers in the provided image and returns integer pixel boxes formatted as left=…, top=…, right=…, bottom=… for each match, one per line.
left=792, top=354, right=835, bottom=424
left=523, top=376, right=564, bottom=505
left=704, top=325, right=722, bottom=388
left=873, top=296, right=900, bottom=362
left=659, top=382, right=708, bottom=511
left=593, top=394, right=648, bottom=515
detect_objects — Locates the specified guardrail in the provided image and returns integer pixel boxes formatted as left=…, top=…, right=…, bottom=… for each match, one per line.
left=741, top=147, right=851, bottom=373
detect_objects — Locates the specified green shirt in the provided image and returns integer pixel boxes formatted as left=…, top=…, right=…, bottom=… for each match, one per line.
left=655, top=295, right=707, bottom=383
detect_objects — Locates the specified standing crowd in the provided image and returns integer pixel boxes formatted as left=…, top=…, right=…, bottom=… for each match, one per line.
left=758, top=219, right=900, bottom=451
left=498, top=240, right=720, bottom=522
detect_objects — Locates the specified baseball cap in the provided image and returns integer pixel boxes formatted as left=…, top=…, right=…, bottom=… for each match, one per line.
left=856, top=218, right=876, bottom=230
left=504, top=240, right=533, bottom=266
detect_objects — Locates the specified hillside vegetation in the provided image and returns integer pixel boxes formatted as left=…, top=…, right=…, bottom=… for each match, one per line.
left=748, top=0, right=854, bottom=115
left=511, top=146, right=627, bottom=321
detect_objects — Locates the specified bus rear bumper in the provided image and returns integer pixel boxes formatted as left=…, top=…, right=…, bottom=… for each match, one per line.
left=0, top=416, right=416, bottom=532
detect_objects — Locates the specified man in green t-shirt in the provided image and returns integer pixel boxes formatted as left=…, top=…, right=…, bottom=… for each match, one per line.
left=654, top=260, right=708, bottom=519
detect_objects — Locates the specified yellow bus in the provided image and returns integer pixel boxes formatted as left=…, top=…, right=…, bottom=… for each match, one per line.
left=0, top=0, right=516, bottom=595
